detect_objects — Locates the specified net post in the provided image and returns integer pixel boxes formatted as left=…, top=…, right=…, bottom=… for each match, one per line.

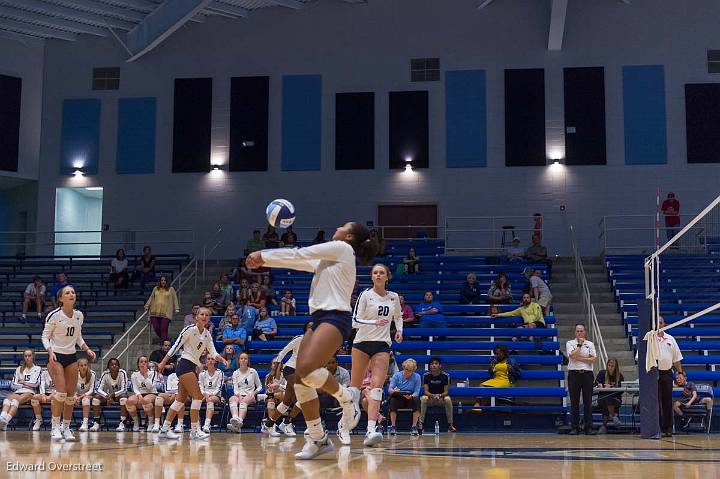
left=637, top=299, right=660, bottom=439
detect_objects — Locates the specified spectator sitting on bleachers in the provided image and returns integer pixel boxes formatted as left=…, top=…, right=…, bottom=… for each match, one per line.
left=487, top=272, right=513, bottom=305
left=371, top=228, right=387, bottom=257
left=403, top=247, right=420, bottom=275
left=223, top=313, right=247, bottom=354
left=21, top=275, right=46, bottom=320
left=281, top=225, right=298, bottom=247
left=492, top=293, right=545, bottom=328
left=260, top=276, right=278, bottom=309
left=419, top=357, right=456, bottom=433
left=150, top=340, right=177, bottom=377
left=388, top=358, right=423, bottom=436
left=506, top=238, right=525, bottom=263
left=145, top=275, right=180, bottom=343
left=236, top=278, right=249, bottom=304
left=312, top=230, right=327, bottom=245
left=237, top=298, right=259, bottom=334
left=247, top=282, right=266, bottom=310
left=110, top=249, right=129, bottom=289
left=525, top=267, right=552, bottom=314
left=459, top=273, right=482, bottom=305
left=280, top=290, right=296, bottom=316
left=184, top=304, right=200, bottom=328
left=136, top=245, right=156, bottom=289
left=219, top=345, right=238, bottom=379
left=399, top=295, right=415, bottom=326
left=0, top=349, right=41, bottom=431
left=525, top=235, right=552, bottom=277
left=595, top=357, right=624, bottom=434
left=211, top=282, right=233, bottom=316
left=317, top=355, right=351, bottom=412
left=217, top=303, right=237, bottom=333
left=474, top=344, right=520, bottom=408
left=252, top=307, right=277, bottom=341
left=263, top=225, right=281, bottom=248
left=415, top=291, right=447, bottom=328
left=674, top=371, right=714, bottom=430
left=50, top=272, right=71, bottom=308
left=245, top=229, right=265, bottom=255
left=219, top=273, right=234, bottom=299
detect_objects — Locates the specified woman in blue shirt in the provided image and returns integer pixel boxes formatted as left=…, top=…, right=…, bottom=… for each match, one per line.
left=387, top=358, right=423, bottom=436
left=253, top=307, right=277, bottom=341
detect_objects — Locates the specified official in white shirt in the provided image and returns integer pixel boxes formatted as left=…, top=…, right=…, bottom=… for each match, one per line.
left=654, top=316, right=683, bottom=437
left=566, top=323, right=597, bottom=435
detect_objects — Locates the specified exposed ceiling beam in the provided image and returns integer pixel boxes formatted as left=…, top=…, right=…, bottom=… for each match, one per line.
left=50, top=0, right=146, bottom=22
left=271, top=0, right=305, bottom=10
left=477, top=0, right=495, bottom=8
left=0, top=0, right=136, bottom=30
left=0, top=17, right=77, bottom=40
left=547, top=0, right=568, bottom=51
left=98, top=0, right=157, bottom=11
left=0, top=5, right=108, bottom=36
left=208, top=1, right=249, bottom=17
left=0, top=28, right=44, bottom=44
left=126, top=0, right=213, bottom=62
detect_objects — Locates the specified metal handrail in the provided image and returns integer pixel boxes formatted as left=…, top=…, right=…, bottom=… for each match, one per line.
left=445, top=215, right=543, bottom=255
left=202, top=225, right=223, bottom=282
left=570, top=225, right=608, bottom=371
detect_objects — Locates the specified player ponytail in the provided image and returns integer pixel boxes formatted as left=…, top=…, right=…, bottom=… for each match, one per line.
left=348, top=222, right=378, bottom=266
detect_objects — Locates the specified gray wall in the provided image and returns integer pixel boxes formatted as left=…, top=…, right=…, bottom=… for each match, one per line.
left=34, top=0, right=720, bottom=257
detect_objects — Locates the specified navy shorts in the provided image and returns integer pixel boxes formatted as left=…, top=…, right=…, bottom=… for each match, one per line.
left=175, top=358, right=198, bottom=377
left=55, top=352, right=78, bottom=368
left=282, top=366, right=296, bottom=378
left=353, top=341, right=391, bottom=357
left=311, top=310, right=352, bottom=341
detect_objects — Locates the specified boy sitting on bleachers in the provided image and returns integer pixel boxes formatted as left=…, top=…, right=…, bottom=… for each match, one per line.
left=674, top=372, right=714, bottom=430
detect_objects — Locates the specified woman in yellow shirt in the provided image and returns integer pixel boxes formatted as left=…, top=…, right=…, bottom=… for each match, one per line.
left=145, top=275, right=179, bottom=343
left=475, top=344, right=520, bottom=408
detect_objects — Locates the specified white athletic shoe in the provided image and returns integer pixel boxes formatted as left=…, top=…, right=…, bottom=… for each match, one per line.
left=174, top=424, right=184, bottom=434
left=261, top=422, right=272, bottom=434
left=0, top=417, right=8, bottom=431
left=89, top=422, right=100, bottom=432
left=304, top=428, right=311, bottom=437
left=270, top=425, right=283, bottom=437
left=161, top=428, right=181, bottom=440
left=363, top=430, right=383, bottom=447
left=51, top=427, right=64, bottom=441
left=115, top=422, right=125, bottom=432
left=132, top=421, right=139, bottom=432
left=79, top=422, right=89, bottom=432
left=202, top=424, right=210, bottom=434
left=190, top=429, right=210, bottom=441
left=32, top=419, right=42, bottom=431
left=151, top=423, right=160, bottom=433
left=280, top=422, right=297, bottom=437
left=337, top=423, right=351, bottom=445
left=341, top=388, right=362, bottom=431
left=295, top=433, right=335, bottom=460
left=230, top=417, right=242, bottom=432
left=62, top=426, right=76, bottom=442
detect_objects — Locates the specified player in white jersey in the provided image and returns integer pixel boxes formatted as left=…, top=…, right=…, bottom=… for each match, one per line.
left=199, top=357, right=224, bottom=433
left=32, top=368, right=55, bottom=430
left=0, top=349, right=41, bottom=430
left=261, top=359, right=285, bottom=434
left=158, top=373, right=185, bottom=434
left=246, top=222, right=378, bottom=459
left=346, top=264, right=403, bottom=447
left=227, top=352, right=263, bottom=432
left=75, top=358, right=97, bottom=432
left=157, top=306, right=228, bottom=440
left=127, top=355, right=161, bottom=432
left=93, top=358, right=129, bottom=432
left=41, top=285, right=96, bottom=442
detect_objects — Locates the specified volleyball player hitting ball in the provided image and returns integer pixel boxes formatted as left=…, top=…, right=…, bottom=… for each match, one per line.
left=41, top=286, right=96, bottom=441
left=156, top=306, right=229, bottom=440
left=344, top=263, right=403, bottom=447
left=246, top=221, right=378, bottom=460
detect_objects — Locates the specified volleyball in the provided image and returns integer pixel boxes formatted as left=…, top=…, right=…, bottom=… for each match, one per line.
left=266, top=199, right=296, bottom=228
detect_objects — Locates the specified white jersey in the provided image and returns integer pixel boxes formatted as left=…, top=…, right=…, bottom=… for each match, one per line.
left=262, top=241, right=356, bottom=313
left=167, top=324, right=219, bottom=368
left=39, top=369, right=55, bottom=395
left=165, top=373, right=179, bottom=394
left=275, top=335, right=303, bottom=369
left=96, top=369, right=129, bottom=398
left=353, top=288, right=403, bottom=345
left=76, top=370, right=97, bottom=397
left=131, top=370, right=159, bottom=395
left=42, top=307, right=86, bottom=355
left=266, top=373, right=287, bottom=393
left=199, top=369, right=224, bottom=396
left=12, top=365, right=42, bottom=394
left=231, top=368, right=262, bottom=397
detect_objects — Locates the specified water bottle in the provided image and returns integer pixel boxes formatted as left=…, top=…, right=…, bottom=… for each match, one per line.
left=465, top=377, right=470, bottom=388
left=458, top=401, right=463, bottom=415
left=434, top=420, right=440, bottom=436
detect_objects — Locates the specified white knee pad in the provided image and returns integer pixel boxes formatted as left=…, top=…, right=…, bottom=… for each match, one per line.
left=302, top=368, right=330, bottom=389
left=53, top=392, right=67, bottom=403
left=206, top=402, right=214, bottom=413
left=238, top=402, right=248, bottom=411
left=64, top=395, right=76, bottom=406
left=154, top=397, right=165, bottom=407
left=81, top=398, right=91, bottom=407
left=2, top=398, right=10, bottom=407
left=170, top=400, right=184, bottom=412
left=266, top=400, right=275, bottom=410
left=31, top=399, right=39, bottom=407
left=295, top=401, right=301, bottom=410
left=190, top=399, right=202, bottom=411
left=294, top=382, right=318, bottom=404
left=369, top=388, right=383, bottom=402
left=276, top=402, right=290, bottom=415
left=257, top=393, right=268, bottom=402
left=125, top=404, right=137, bottom=413
left=119, top=397, right=127, bottom=406
left=10, top=399, right=19, bottom=408
left=142, top=403, right=154, bottom=413
left=92, top=398, right=101, bottom=407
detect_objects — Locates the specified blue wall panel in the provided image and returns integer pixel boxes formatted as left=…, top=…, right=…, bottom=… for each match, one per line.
left=60, top=99, right=101, bottom=175
left=281, top=75, right=322, bottom=171
left=623, top=65, right=667, bottom=165
left=445, top=70, right=486, bottom=168
left=117, top=97, right=156, bottom=174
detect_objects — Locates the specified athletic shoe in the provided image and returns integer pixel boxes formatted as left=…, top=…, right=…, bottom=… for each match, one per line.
left=0, top=417, right=7, bottom=431
left=387, top=425, right=396, bottom=436
left=295, top=433, right=335, bottom=460
left=280, top=422, right=296, bottom=437
left=341, top=388, right=362, bottom=431
left=448, top=424, right=457, bottom=433
left=151, top=424, right=160, bottom=433
left=89, top=422, right=100, bottom=432
left=174, top=424, right=184, bottom=434
left=230, top=417, right=242, bottom=432
left=161, top=428, right=181, bottom=440
left=79, top=422, right=89, bottom=432
left=416, top=422, right=424, bottom=435
left=304, top=428, right=310, bottom=437
left=612, top=415, right=622, bottom=426
left=202, top=424, right=211, bottom=434
left=261, top=422, right=271, bottom=434
left=32, top=419, right=42, bottom=431
left=363, top=430, right=383, bottom=447
left=190, top=429, right=210, bottom=441
left=115, top=422, right=125, bottom=432
left=270, top=425, right=283, bottom=437
left=62, top=427, right=76, bottom=442
left=410, top=426, right=419, bottom=436
left=51, top=427, right=64, bottom=441
left=337, top=423, right=351, bottom=445
left=146, top=424, right=153, bottom=433
left=227, top=422, right=239, bottom=433
left=132, top=421, right=139, bottom=432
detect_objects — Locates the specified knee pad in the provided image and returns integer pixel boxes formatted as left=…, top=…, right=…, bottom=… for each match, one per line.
left=142, top=403, right=154, bottom=414
left=53, top=392, right=67, bottom=403
left=154, top=396, right=165, bottom=407
left=369, top=388, right=383, bottom=402
left=302, top=368, right=330, bottom=389
left=266, top=399, right=275, bottom=410
left=10, top=399, right=19, bottom=408
left=206, top=402, right=214, bottom=413
left=81, top=398, right=91, bottom=407
left=65, top=395, right=76, bottom=406
left=31, top=399, right=39, bottom=407
left=92, top=398, right=101, bottom=407
left=2, top=398, right=10, bottom=407
left=190, top=399, right=202, bottom=411
left=276, top=402, right=290, bottom=415
left=293, top=382, right=318, bottom=404
left=119, top=397, right=127, bottom=406
left=125, top=404, right=137, bottom=413
left=257, top=393, right=268, bottom=402
left=238, top=402, right=248, bottom=411
left=170, top=400, right=184, bottom=412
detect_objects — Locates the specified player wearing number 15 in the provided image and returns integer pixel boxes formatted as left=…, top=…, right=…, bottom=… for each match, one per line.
left=41, top=286, right=97, bottom=442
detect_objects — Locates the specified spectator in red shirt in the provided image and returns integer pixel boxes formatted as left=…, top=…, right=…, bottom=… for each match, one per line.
left=661, top=192, right=680, bottom=243
left=399, top=295, right=415, bottom=326
left=247, top=282, right=266, bottom=309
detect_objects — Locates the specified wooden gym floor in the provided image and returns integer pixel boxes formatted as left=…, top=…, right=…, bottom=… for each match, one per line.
left=1, top=431, right=719, bottom=478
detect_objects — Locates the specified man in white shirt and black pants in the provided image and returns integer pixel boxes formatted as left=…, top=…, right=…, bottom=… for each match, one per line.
left=566, top=323, right=597, bottom=435
left=655, top=316, right=683, bottom=437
